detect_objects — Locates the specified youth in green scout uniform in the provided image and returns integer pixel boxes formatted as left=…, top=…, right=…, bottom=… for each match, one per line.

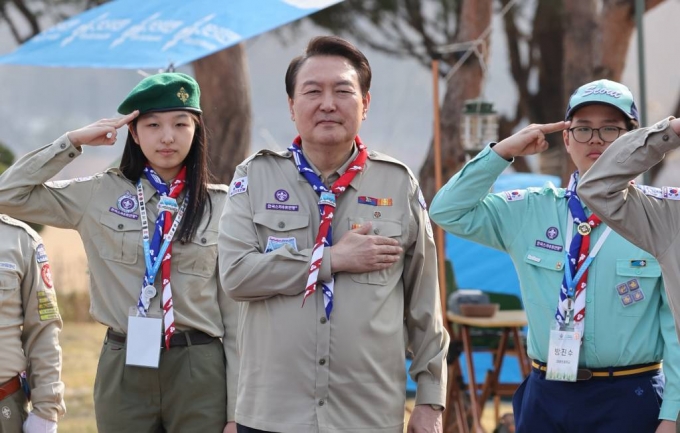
left=0, top=73, right=238, bottom=433
left=578, top=101, right=680, bottom=430
left=218, top=36, right=449, bottom=433
left=0, top=215, right=64, bottom=433
left=429, top=79, right=679, bottom=432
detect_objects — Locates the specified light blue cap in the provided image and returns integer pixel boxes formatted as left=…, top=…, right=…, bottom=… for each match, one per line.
left=565, top=79, right=639, bottom=122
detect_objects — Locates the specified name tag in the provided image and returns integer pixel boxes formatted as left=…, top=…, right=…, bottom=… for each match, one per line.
left=126, top=309, right=162, bottom=368
left=546, top=329, right=581, bottom=382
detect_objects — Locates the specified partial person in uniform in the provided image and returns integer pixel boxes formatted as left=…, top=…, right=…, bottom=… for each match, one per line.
left=0, top=73, right=238, bottom=433
left=0, top=215, right=64, bottom=433
left=218, top=36, right=449, bottom=433
left=578, top=99, right=680, bottom=428
left=429, top=79, right=679, bottom=432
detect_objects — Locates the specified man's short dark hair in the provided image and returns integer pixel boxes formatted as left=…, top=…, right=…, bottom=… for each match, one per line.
left=285, top=36, right=372, bottom=98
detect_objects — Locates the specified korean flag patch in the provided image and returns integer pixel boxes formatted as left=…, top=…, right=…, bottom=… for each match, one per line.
left=229, top=177, right=248, bottom=197
left=504, top=190, right=526, bottom=202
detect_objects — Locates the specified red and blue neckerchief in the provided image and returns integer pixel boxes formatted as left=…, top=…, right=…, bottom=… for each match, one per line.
left=556, top=171, right=602, bottom=330
left=138, top=165, right=187, bottom=349
left=288, top=135, right=367, bottom=319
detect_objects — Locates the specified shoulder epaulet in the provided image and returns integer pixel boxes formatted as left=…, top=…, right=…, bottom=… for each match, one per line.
left=494, top=181, right=564, bottom=203
left=367, top=150, right=417, bottom=180
left=635, top=184, right=680, bottom=200
left=207, top=183, right=229, bottom=193
left=46, top=171, right=106, bottom=189
left=0, top=214, right=42, bottom=243
left=240, top=148, right=292, bottom=166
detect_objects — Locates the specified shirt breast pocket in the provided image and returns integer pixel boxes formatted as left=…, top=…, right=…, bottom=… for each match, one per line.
left=95, top=212, right=141, bottom=264
left=0, top=274, right=20, bottom=325
left=615, top=258, right=661, bottom=317
left=523, top=246, right=566, bottom=309
left=349, top=219, right=403, bottom=286
left=253, top=212, right=312, bottom=253
left=177, top=229, right=219, bottom=278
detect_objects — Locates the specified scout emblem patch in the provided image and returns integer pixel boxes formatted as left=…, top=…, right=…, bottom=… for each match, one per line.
left=265, top=236, right=298, bottom=253
left=117, top=191, right=138, bottom=213
left=110, top=191, right=140, bottom=219
left=546, top=227, right=559, bottom=240
left=275, top=189, right=290, bottom=202
left=230, top=177, right=248, bottom=196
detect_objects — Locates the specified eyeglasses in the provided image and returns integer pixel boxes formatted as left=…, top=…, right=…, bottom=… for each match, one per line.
left=569, top=126, right=627, bottom=143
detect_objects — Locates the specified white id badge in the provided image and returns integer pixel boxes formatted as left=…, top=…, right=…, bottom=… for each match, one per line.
left=546, top=329, right=581, bottom=382
left=126, top=307, right=162, bottom=368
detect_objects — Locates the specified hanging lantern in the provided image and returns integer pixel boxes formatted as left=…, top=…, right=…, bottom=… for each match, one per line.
left=461, top=99, right=499, bottom=154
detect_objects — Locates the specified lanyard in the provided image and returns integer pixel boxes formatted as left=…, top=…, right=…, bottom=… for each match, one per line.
left=136, top=180, right=188, bottom=287
left=563, top=210, right=612, bottom=298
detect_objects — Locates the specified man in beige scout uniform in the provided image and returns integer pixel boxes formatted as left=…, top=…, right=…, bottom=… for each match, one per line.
left=0, top=214, right=64, bottom=433
left=219, top=36, right=449, bottom=433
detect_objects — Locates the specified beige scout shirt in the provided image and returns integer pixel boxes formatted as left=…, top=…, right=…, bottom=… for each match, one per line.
left=219, top=145, right=449, bottom=433
left=0, top=135, right=239, bottom=419
left=0, top=214, right=65, bottom=422
left=578, top=117, right=680, bottom=332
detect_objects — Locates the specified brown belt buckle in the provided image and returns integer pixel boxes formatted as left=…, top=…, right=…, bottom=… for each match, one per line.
left=577, top=368, right=593, bottom=381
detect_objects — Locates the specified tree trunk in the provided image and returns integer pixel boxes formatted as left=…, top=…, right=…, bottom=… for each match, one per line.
left=417, top=0, right=493, bottom=203
left=193, top=43, right=252, bottom=185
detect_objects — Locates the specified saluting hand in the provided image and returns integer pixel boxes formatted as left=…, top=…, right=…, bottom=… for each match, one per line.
left=330, top=222, right=403, bottom=274
left=492, top=121, right=569, bottom=160
left=66, top=111, right=139, bottom=147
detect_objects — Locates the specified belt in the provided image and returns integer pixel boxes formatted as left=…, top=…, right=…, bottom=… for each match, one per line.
left=531, top=360, right=662, bottom=381
left=0, top=376, right=21, bottom=401
left=106, top=328, right=217, bottom=348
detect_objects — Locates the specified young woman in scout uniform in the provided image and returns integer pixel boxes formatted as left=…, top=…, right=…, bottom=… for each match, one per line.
left=430, top=79, right=679, bottom=432
left=0, top=73, right=238, bottom=433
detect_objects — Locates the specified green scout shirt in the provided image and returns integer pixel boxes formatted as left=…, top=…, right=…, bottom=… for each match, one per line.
left=430, top=145, right=680, bottom=421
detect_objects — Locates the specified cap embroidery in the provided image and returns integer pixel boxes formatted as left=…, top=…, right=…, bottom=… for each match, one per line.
left=177, top=87, right=190, bottom=103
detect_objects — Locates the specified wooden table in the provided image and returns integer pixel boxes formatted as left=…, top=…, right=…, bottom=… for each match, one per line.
left=447, top=310, right=530, bottom=433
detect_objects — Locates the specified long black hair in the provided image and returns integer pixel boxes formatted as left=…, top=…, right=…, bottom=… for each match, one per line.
left=119, top=112, right=213, bottom=243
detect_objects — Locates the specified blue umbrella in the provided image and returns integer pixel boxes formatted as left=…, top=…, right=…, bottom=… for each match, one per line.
left=0, top=0, right=343, bottom=69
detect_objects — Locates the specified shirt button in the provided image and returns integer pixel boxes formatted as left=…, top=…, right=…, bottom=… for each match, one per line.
left=117, top=224, right=124, bottom=229
left=586, top=336, right=592, bottom=341
left=319, top=358, right=326, bottom=365
left=320, top=317, right=327, bottom=324
left=278, top=221, right=285, bottom=229
left=60, top=143, right=66, bottom=149
left=318, top=399, right=325, bottom=406
left=201, top=237, right=207, bottom=244
left=373, top=228, right=380, bottom=235
left=636, top=269, right=642, bottom=275
left=586, top=298, right=592, bottom=303
left=663, top=134, right=670, bottom=141
left=68, top=152, right=75, bottom=158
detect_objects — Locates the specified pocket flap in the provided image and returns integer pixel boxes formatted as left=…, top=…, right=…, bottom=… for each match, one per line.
left=524, top=246, right=565, bottom=272
left=371, top=219, right=402, bottom=238
left=99, top=211, right=142, bottom=232
left=253, top=212, right=310, bottom=231
left=616, top=258, right=661, bottom=278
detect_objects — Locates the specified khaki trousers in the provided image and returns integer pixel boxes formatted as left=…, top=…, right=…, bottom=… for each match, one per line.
left=94, top=334, right=227, bottom=433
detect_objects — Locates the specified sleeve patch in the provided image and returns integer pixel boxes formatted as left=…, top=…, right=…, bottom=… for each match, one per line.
left=0, top=262, right=17, bottom=271
left=503, top=190, right=526, bottom=202
left=45, top=180, right=73, bottom=189
left=40, top=264, right=53, bottom=289
left=229, top=177, right=248, bottom=197
left=635, top=184, right=680, bottom=200
left=418, top=188, right=427, bottom=210
left=37, top=290, right=60, bottom=321
left=36, top=244, right=49, bottom=264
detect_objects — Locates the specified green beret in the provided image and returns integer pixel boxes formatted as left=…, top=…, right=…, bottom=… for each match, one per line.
left=117, top=72, right=202, bottom=115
